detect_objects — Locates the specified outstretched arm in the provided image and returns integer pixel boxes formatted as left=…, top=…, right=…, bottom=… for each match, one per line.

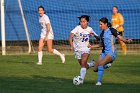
left=69, top=33, right=74, bottom=50
left=88, top=44, right=102, bottom=49
left=117, top=35, right=132, bottom=43
left=90, top=32, right=100, bottom=41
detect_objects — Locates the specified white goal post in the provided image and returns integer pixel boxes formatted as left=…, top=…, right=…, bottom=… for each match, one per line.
left=1, top=0, right=6, bottom=55
left=1, top=0, right=33, bottom=55
left=18, top=0, right=32, bottom=53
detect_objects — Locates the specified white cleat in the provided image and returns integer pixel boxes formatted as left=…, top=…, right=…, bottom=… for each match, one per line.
left=96, top=82, right=102, bottom=86
left=106, top=63, right=112, bottom=68
left=89, top=60, right=95, bottom=67
left=37, top=62, right=42, bottom=65
left=60, top=54, right=65, bottom=63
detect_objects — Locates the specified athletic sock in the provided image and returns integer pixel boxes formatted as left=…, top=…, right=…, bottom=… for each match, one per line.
left=80, top=68, right=87, bottom=80
left=98, top=66, right=104, bottom=82
left=38, top=51, right=43, bottom=63
left=53, top=49, right=62, bottom=56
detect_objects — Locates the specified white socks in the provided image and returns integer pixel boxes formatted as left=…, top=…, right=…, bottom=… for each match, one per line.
left=38, top=51, right=43, bottom=63
left=53, top=49, right=62, bottom=56
left=53, top=49, right=65, bottom=63
left=80, top=68, right=87, bottom=80
left=37, top=49, right=65, bottom=64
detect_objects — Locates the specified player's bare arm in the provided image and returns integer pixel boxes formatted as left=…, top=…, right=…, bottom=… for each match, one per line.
left=69, top=33, right=74, bottom=50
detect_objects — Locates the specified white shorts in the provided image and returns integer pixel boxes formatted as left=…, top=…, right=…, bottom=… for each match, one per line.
left=74, top=49, right=90, bottom=59
left=40, top=31, right=54, bottom=40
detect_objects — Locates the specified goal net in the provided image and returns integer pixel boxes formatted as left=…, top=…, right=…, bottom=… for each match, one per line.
left=1, top=0, right=140, bottom=55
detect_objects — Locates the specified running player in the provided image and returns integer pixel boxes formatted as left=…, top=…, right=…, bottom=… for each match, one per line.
left=37, top=6, right=65, bottom=65
left=89, top=17, right=132, bottom=85
left=112, top=6, right=127, bottom=55
left=69, top=15, right=99, bottom=83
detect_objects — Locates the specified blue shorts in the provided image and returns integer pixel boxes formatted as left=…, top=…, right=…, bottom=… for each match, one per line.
left=100, top=49, right=117, bottom=62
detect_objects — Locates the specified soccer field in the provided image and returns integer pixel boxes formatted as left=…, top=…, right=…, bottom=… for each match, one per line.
left=0, top=54, right=140, bottom=93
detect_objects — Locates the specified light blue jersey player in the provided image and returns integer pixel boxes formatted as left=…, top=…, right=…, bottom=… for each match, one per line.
left=99, top=27, right=118, bottom=62
left=89, top=17, right=132, bottom=86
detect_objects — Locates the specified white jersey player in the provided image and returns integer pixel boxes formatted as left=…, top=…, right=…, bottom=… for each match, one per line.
left=69, top=15, right=99, bottom=83
left=37, top=6, right=65, bottom=65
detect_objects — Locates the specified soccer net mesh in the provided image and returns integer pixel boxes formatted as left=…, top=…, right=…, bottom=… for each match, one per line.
left=1, top=0, right=140, bottom=55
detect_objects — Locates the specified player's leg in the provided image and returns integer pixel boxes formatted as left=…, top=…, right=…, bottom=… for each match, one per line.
left=80, top=53, right=89, bottom=81
left=37, top=38, right=45, bottom=65
left=96, top=54, right=112, bottom=85
left=94, top=53, right=106, bottom=72
left=75, top=51, right=84, bottom=83
left=119, top=32, right=127, bottom=55
left=93, top=58, right=103, bottom=72
left=120, top=40, right=127, bottom=55
left=46, top=39, right=65, bottom=63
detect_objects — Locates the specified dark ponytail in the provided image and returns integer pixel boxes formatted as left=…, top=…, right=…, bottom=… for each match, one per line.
left=107, top=22, right=112, bottom=28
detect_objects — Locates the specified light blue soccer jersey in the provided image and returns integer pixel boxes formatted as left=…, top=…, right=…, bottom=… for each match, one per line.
left=100, top=28, right=118, bottom=60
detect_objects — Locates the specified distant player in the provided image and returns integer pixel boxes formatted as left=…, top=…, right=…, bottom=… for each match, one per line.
left=37, top=6, right=65, bottom=65
left=69, top=15, right=99, bottom=83
left=89, top=17, right=132, bottom=85
left=112, top=6, right=127, bottom=55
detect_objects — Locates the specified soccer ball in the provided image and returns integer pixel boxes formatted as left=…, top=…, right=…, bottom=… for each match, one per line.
left=73, top=76, right=83, bottom=85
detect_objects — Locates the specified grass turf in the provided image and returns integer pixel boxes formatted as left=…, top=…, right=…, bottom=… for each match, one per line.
left=0, top=54, right=140, bottom=93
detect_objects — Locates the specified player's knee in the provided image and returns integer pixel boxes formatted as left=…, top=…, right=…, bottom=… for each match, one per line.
left=99, top=62, right=104, bottom=66
left=38, top=47, right=43, bottom=51
left=81, top=62, right=87, bottom=68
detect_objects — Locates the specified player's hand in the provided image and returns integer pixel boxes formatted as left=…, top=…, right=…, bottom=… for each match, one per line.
left=70, top=46, right=74, bottom=51
left=127, top=39, right=133, bottom=43
left=88, top=44, right=92, bottom=49
left=90, top=33, right=94, bottom=37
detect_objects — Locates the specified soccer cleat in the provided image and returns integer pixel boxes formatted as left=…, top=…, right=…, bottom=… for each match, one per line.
left=60, top=54, right=65, bottom=63
left=104, top=63, right=112, bottom=69
left=37, top=62, right=42, bottom=65
left=96, top=82, right=102, bottom=86
left=88, top=59, right=95, bottom=68
left=106, top=63, right=112, bottom=68
left=90, top=59, right=95, bottom=67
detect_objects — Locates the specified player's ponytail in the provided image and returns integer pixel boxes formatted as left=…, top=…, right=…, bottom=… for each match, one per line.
left=107, top=22, right=112, bottom=28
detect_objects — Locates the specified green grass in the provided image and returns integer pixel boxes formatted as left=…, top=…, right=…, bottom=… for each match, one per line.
left=0, top=54, right=140, bottom=93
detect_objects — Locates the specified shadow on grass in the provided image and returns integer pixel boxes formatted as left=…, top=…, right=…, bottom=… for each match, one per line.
left=0, top=76, right=140, bottom=93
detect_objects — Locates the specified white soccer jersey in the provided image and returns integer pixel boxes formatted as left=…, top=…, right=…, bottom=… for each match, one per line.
left=71, top=25, right=98, bottom=51
left=39, top=14, right=54, bottom=39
